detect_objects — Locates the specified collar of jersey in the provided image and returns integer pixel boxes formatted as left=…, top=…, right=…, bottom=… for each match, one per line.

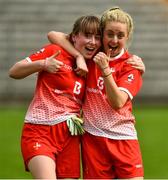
left=109, top=48, right=124, bottom=61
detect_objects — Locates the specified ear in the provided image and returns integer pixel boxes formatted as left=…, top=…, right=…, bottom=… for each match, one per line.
left=72, top=34, right=76, bottom=43
left=126, top=32, right=130, bottom=40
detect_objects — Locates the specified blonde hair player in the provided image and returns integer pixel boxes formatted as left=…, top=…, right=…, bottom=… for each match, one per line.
left=85, top=7, right=144, bottom=179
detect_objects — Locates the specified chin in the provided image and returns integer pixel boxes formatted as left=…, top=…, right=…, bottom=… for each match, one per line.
left=85, top=55, right=93, bottom=60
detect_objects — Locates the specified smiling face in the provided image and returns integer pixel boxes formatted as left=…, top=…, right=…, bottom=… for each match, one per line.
left=70, top=15, right=101, bottom=60
left=73, top=32, right=101, bottom=60
left=103, top=21, right=128, bottom=57
left=100, top=7, right=134, bottom=58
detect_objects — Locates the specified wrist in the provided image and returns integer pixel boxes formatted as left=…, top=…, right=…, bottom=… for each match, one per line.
left=101, top=66, right=109, bottom=70
left=102, top=71, right=112, bottom=78
left=102, top=67, right=112, bottom=78
left=102, top=66, right=110, bottom=75
left=43, top=58, right=48, bottom=71
left=75, top=52, right=83, bottom=59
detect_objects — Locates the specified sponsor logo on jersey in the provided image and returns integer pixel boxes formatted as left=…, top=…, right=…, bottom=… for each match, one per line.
left=127, top=74, right=134, bottom=82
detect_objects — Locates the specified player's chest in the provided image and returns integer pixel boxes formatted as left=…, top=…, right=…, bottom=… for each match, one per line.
left=87, top=62, right=123, bottom=88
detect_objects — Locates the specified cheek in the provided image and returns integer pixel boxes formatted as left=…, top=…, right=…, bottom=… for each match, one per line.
left=96, top=41, right=101, bottom=48
left=74, top=42, right=82, bottom=51
left=119, top=39, right=127, bottom=48
left=74, top=38, right=86, bottom=49
left=77, top=38, right=89, bottom=46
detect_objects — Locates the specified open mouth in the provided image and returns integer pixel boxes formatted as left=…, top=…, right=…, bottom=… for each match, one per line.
left=85, top=47, right=96, bottom=52
left=108, top=45, right=118, bottom=52
left=85, top=47, right=97, bottom=56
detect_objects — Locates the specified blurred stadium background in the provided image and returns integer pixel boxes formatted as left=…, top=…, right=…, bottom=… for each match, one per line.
left=0, top=0, right=168, bottom=179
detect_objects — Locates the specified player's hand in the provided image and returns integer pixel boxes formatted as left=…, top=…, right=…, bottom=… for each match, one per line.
left=44, top=50, right=64, bottom=73
left=66, top=115, right=85, bottom=135
left=93, top=51, right=109, bottom=70
left=74, top=54, right=88, bottom=77
left=127, top=55, right=145, bottom=74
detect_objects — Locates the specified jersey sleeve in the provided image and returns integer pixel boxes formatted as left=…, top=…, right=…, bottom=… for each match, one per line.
left=25, top=44, right=57, bottom=62
left=117, top=65, right=143, bottom=99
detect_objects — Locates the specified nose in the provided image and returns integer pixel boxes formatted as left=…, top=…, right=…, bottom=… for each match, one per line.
left=112, top=35, right=118, bottom=43
left=90, top=36, right=96, bottom=44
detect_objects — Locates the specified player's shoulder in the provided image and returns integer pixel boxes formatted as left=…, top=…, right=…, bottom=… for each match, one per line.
left=46, top=44, right=72, bottom=57
left=121, top=51, right=140, bottom=72
left=41, top=44, right=71, bottom=58
left=122, top=50, right=132, bottom=60
left=123, top=51, right=143, bottom=61
left=42, top=43, right=62, bottom=51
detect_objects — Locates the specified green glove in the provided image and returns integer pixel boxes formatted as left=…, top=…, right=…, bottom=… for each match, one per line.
left=66, top=115, right=85, bottom=135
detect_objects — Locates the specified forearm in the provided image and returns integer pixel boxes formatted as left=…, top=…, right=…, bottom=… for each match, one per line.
left=9, top=59, right=44, bottom=79
left=102, top=68, right=128, bottom=109
left=48, top=31, right=81, bottom=58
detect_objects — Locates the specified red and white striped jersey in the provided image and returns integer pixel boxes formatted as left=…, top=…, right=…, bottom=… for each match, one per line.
left=82, top=50, right=143, bottom=139
left=25, top=44, right=86, bottom=125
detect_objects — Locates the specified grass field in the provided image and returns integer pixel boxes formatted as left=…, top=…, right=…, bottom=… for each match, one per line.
left=0, top=104, right=168, bottom=179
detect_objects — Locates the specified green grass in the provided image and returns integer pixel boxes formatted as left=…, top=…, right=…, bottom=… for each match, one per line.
left=134, top=105, right=168, bottom=179
left=0, top=104, right=168, bottom=179
left=0, top=106, right=32, bottom=179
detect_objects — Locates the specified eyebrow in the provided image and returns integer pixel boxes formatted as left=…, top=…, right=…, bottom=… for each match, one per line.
left=105, top=29, right=125, bottom=33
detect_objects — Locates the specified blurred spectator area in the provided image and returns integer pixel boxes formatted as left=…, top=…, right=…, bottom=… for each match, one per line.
left=0, top=0, right=168, bottom=105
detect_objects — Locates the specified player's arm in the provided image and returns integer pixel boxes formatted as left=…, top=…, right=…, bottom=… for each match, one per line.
left=48, top=31, right=80, bottom=58
left=93, top=51, right=128, bottom=109
left=47, top=31, right=88, bottom=76
left=9, top=59, right=45, bottom=79
left=102, top=66, right=129, bottom=109
left=9, top=51, right=63, bottom=79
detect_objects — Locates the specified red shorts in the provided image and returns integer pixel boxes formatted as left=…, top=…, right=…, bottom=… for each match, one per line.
left=21, top=122, right=80, bottom=179
left=81, top=132, right=144, bottom=179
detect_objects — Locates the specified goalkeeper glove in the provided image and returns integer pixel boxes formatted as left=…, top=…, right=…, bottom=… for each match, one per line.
left=66, top=115, right=85, bottom=136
